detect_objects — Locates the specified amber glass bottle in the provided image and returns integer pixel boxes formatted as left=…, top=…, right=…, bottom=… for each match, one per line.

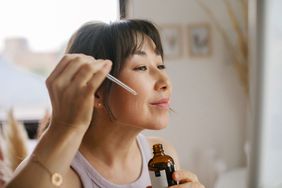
left=148, top=144, right=177, bottom=187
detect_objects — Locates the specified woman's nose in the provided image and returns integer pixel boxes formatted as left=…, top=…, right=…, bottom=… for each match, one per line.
left=154, top=72, right=171, bottom=92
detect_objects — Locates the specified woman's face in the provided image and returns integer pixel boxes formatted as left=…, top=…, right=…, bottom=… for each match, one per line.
left=108, top=36, right=172, bottom=130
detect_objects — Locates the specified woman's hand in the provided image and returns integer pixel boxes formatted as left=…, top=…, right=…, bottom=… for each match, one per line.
left=46, top=53, right=112, bottom=133
left=169, top=170, right=205, bottom=188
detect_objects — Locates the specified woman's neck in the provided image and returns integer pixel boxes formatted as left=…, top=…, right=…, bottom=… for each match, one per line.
left=79, top=116, right=142, bottom=166
left=79, top=115, right=144, bottom=184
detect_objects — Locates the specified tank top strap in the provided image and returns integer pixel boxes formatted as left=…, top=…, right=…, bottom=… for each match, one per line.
left=137, top=133, right=153, bottom=163
left=71, top=152, right=95, bottom=187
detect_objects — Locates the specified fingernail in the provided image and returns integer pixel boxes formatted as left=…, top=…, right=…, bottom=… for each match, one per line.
left=103, top=60, right=112, bottom=68
left=174, top=173, right=179, bottom=180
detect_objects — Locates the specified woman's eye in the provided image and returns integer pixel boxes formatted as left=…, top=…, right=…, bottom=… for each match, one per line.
left=134, top=66, right=147, bottom=71
left=157, top=64, right=166, bottom=70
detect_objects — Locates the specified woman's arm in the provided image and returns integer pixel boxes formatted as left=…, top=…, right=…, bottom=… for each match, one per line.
left=7, top=126, right=84, bottom=188
left=6, top=54, right=112, bottom=188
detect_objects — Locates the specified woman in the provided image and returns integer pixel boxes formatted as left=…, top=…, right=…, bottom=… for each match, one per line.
left=6, top=19, right=204, bottom=188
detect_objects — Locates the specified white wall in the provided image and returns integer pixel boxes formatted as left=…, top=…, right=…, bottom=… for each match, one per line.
left=127, top=0, right=247, bottom=187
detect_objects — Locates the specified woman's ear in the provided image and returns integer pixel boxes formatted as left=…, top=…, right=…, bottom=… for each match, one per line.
left=94, top=91, right=104, bottom=109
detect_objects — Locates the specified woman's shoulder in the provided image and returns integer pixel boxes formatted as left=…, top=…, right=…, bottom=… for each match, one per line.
left=146, top=136, right=180, bottom=168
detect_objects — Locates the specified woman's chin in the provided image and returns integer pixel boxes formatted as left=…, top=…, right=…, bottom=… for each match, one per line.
left=147, top=123, right=168, bottom=130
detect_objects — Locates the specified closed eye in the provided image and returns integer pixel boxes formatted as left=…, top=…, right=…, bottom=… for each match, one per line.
left=133, top=65, right=147, bottom=71
left=157, top=64, right=166, bottom=70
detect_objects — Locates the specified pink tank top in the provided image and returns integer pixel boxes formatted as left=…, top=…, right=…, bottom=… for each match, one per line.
left=71, top=134, right=153, bottom=188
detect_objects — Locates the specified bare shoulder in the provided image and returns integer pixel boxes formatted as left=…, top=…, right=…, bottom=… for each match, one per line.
left=147, top=137, right=180, bottom=168
left=63, top=168, right=82, bottom=188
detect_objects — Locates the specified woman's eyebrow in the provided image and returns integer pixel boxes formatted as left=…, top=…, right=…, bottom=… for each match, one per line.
left=134, top=50, right=147, bottom=56
left=154, top=48, right=161, bottom=55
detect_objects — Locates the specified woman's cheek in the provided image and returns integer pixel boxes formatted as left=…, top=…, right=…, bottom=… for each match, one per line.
left=108, top=89, right=143, bottom=119
left=121, top=96, right=146, bottom=120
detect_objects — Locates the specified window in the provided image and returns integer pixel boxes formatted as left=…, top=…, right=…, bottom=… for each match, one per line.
left=0, top=0, right=119, bottom=132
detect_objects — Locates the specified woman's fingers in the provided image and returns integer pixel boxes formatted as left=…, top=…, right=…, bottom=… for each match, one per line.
left=47, top=54, right=111, bottom=97
left=173, top=170, right=199, bottom=183
left=168, top=170, right=205, bottom=188
left=148, top=170, right=204, bottom=188
left=47, top=54, right=94, bottom=87
left=169, top=182, right=205, bottom=188
left=84, top=60, right=112, bottom=95
left=56, top=55, right=96, bottom=84
left=72, top=59, right=111, bottom=89
left=46, top=54, right=78, bottom=84
left=45, top=53, right=112, bottom=131
left=71, top=60, right=112, bottom=98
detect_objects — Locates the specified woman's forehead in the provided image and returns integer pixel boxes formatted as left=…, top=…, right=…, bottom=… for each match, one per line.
left=135, top=34, right=157, bottom=50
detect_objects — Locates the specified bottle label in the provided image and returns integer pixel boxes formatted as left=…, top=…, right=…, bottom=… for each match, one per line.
left=149, top=170, right=169, bottom=188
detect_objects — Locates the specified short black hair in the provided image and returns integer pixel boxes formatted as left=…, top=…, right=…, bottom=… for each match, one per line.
left=67, top=19, right=163, bottom=118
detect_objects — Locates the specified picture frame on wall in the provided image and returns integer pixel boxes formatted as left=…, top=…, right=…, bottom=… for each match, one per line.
left=159, top=25, right=182, bottom=59
left=188, top=23, right=211, bottom=57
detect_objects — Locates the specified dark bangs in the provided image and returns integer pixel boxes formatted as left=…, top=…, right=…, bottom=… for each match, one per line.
left=110, top=19, right=164, bottom=73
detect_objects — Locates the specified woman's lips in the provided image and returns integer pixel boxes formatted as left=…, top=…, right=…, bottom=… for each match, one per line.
left=150, top=98, right=170, bottom=109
